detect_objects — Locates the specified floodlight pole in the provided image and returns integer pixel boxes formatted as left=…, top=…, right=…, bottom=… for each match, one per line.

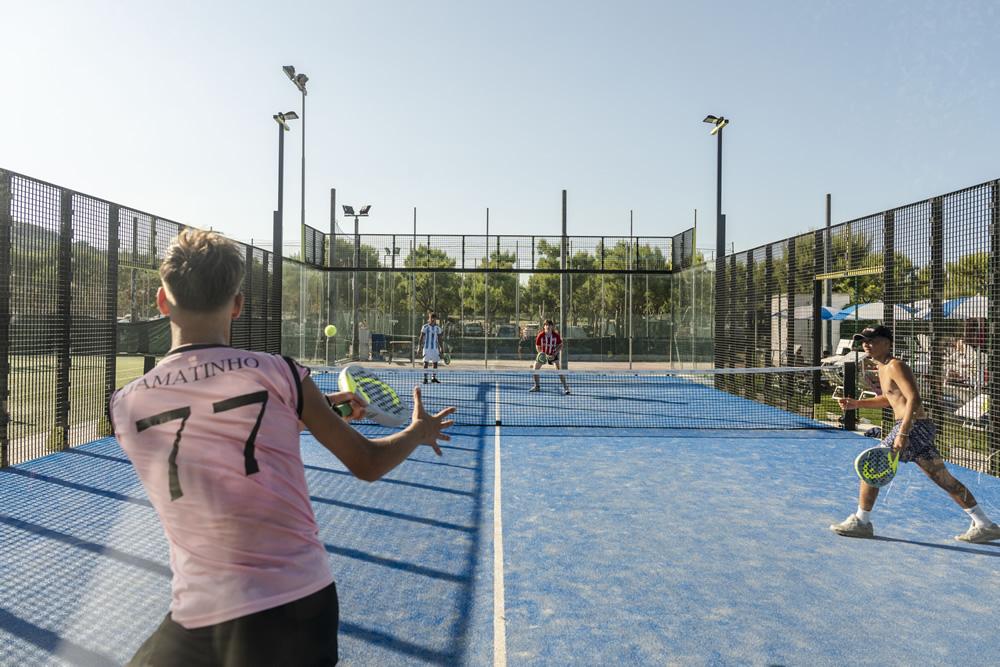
left=714, top=125, right=725, bottom=263
left=703, top=115, right=728, bottom=371
left=342, top=204, right=370, bottom=361
left=560, top=190, right=568, bottom=369
left=353, top=213, right=360, bottom=360
left=825, top=193, right=832, bottom=354
left=629, top=210, right=634, bottom=370
left=485, top=208, right=489, bottom=368
left=274, top=112, right=298, bottom=353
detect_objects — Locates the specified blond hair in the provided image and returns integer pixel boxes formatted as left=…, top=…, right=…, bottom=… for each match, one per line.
left=159, top=229, right=245, bottom=312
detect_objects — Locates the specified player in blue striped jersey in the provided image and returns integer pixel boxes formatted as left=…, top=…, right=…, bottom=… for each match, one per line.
left=419, top=312, right=444, bottom=384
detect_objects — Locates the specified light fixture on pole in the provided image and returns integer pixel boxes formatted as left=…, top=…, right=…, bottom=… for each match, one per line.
left=343, top=204, right=372, bottom=360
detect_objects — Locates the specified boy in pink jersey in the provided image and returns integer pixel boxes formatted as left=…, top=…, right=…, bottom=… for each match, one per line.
left=112, top=229, right=455, bottom=666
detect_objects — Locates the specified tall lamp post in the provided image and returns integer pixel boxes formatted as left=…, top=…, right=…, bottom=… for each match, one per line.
left=702, top=115, right=729, bottom=263
left=273, top=110, right=298, bottom=353
left=283, top=67, right=308, bottom=359
left=282, top=66, right=309, bottom=233
left=703, top=114, right=729, bottom=369
left=343, top=204, right=371, bottom=360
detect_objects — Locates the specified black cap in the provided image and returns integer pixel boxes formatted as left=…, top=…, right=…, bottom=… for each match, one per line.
left=853, top=325, right=893, bottom=342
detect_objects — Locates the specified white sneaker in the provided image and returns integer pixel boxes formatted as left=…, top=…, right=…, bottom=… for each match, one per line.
left=955, top=522, right=1000, bottom=544
left=830, top=514, right=874, bottom=538
left=528, top=385, right=540, bottom=393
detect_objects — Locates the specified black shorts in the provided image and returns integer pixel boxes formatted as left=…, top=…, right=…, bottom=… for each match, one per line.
left=128, top=582, right=339, bottom=667
left=537, top=354, right=559, bottom=366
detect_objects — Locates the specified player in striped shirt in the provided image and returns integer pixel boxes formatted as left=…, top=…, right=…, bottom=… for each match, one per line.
left=530, top=318, right=570, bottom=394
left=418, top=312, right=444, bottom=384
left=113, top=229, right=454, bottom=666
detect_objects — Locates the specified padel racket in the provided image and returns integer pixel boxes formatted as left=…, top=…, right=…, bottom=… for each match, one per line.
left=536, top=351, right=548, bottom=364
left=332, top=365, right=409, bottom=427
left=854, top=446, right=900, bottom=488
left=442, top=345, right=451, bottom=365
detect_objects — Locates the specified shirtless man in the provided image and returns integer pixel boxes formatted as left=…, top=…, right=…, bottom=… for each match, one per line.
left=830, top=325, right=1000, bottom=543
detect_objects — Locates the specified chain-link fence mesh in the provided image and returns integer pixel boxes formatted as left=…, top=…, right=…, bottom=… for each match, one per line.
left=0, top=169, right=278, bottom=466
left=5, top=165, right=999, bottom=477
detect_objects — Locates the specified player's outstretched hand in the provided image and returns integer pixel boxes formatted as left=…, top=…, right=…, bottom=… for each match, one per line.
left=409, top=386, right=456, bottom=456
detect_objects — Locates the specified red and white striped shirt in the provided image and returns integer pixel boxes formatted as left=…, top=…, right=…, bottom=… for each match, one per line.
left=535, top=330, right=562, bottom=355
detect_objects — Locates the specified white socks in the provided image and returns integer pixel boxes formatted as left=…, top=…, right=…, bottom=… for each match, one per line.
left=965, top=504, right=990, bottom=528
left=855, top=507, right=871, bottom=523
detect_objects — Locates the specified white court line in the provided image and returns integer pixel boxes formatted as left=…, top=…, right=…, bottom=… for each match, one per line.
left=493, top=381, right=507, bottom=667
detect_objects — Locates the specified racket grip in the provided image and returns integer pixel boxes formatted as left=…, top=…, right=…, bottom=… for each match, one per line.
left=326, top=396, right=354, bottom=419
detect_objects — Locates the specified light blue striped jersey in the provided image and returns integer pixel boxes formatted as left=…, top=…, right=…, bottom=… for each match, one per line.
left=421, top=323, right=442, bottom=351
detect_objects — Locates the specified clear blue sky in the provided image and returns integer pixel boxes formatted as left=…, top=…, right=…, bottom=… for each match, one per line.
left=3, top=0, right=998, bottom=256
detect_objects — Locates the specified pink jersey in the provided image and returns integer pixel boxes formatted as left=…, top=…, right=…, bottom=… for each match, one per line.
left=110, top=344, right=333, bottom=629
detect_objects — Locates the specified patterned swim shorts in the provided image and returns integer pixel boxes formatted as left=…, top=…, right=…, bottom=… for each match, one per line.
left=880, top=419, right=940, bottom=463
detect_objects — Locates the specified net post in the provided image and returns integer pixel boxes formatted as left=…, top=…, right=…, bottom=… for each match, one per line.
left=0, top=170, right=11, bottom=467
left=843, top=361, right=857, bottom=432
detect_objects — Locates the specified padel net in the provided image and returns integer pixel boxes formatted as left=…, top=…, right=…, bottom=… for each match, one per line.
left=311, top=365, right=838, bottom=430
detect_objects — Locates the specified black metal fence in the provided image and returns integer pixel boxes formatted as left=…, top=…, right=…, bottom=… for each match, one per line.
left=0, top=168, right=282, bottom=467
left=714, top=179, right=1000, bottom=475
left=290, top=230, right=712, bottom=368
left=15, top=165, right=996, bottom=476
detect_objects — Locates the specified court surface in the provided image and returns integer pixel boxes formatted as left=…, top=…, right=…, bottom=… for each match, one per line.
left=3, top=410, right=1000, bottom=664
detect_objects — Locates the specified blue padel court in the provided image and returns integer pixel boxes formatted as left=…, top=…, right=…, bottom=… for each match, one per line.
left=4, top=383, right=1000, bottom=664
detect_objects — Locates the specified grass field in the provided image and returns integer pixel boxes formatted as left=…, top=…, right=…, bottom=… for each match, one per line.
left=7, top=355, right=147, bottom=442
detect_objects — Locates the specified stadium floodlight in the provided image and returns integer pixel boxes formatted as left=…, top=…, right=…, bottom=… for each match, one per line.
left=273, top=111, right=299, bottom=130
left=283, top=65, right=309, bottom=94
left=703, top=114, right=729, bottom=136
left=342, top=205, right=355, bottom=216
left=359, top=205, right=372, bottom=215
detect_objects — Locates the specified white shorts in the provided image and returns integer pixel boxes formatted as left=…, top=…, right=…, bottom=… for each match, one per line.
left=423, top=349, right=441, bottom=363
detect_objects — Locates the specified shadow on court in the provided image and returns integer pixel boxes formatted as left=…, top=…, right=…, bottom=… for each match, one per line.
left=0, top=419, right=494, bottom=666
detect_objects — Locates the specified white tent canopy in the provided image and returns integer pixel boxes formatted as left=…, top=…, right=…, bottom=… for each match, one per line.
left=832, top=302, right=914, bottom=321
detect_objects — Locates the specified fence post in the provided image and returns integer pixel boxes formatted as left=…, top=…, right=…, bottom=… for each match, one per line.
left=764, top=244, right=773, bottom=366
left=745, top=252, right=755, bottom=368
left=53, top=190, right=73, bottom=451
left=101, top=204, right=119, bottom=436
left=786, top=239, right=797, bottom=368
left=883, top=210, right=895, bottom=433
left=929, top=197, right=945, bottom=435
left=844, top=361, right=857, bottom=432
left=812, top=230, right=824, bottom=412
left=0, top=170, right=11, bottom=467
left=988, top=181, right=1000, bottom=476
